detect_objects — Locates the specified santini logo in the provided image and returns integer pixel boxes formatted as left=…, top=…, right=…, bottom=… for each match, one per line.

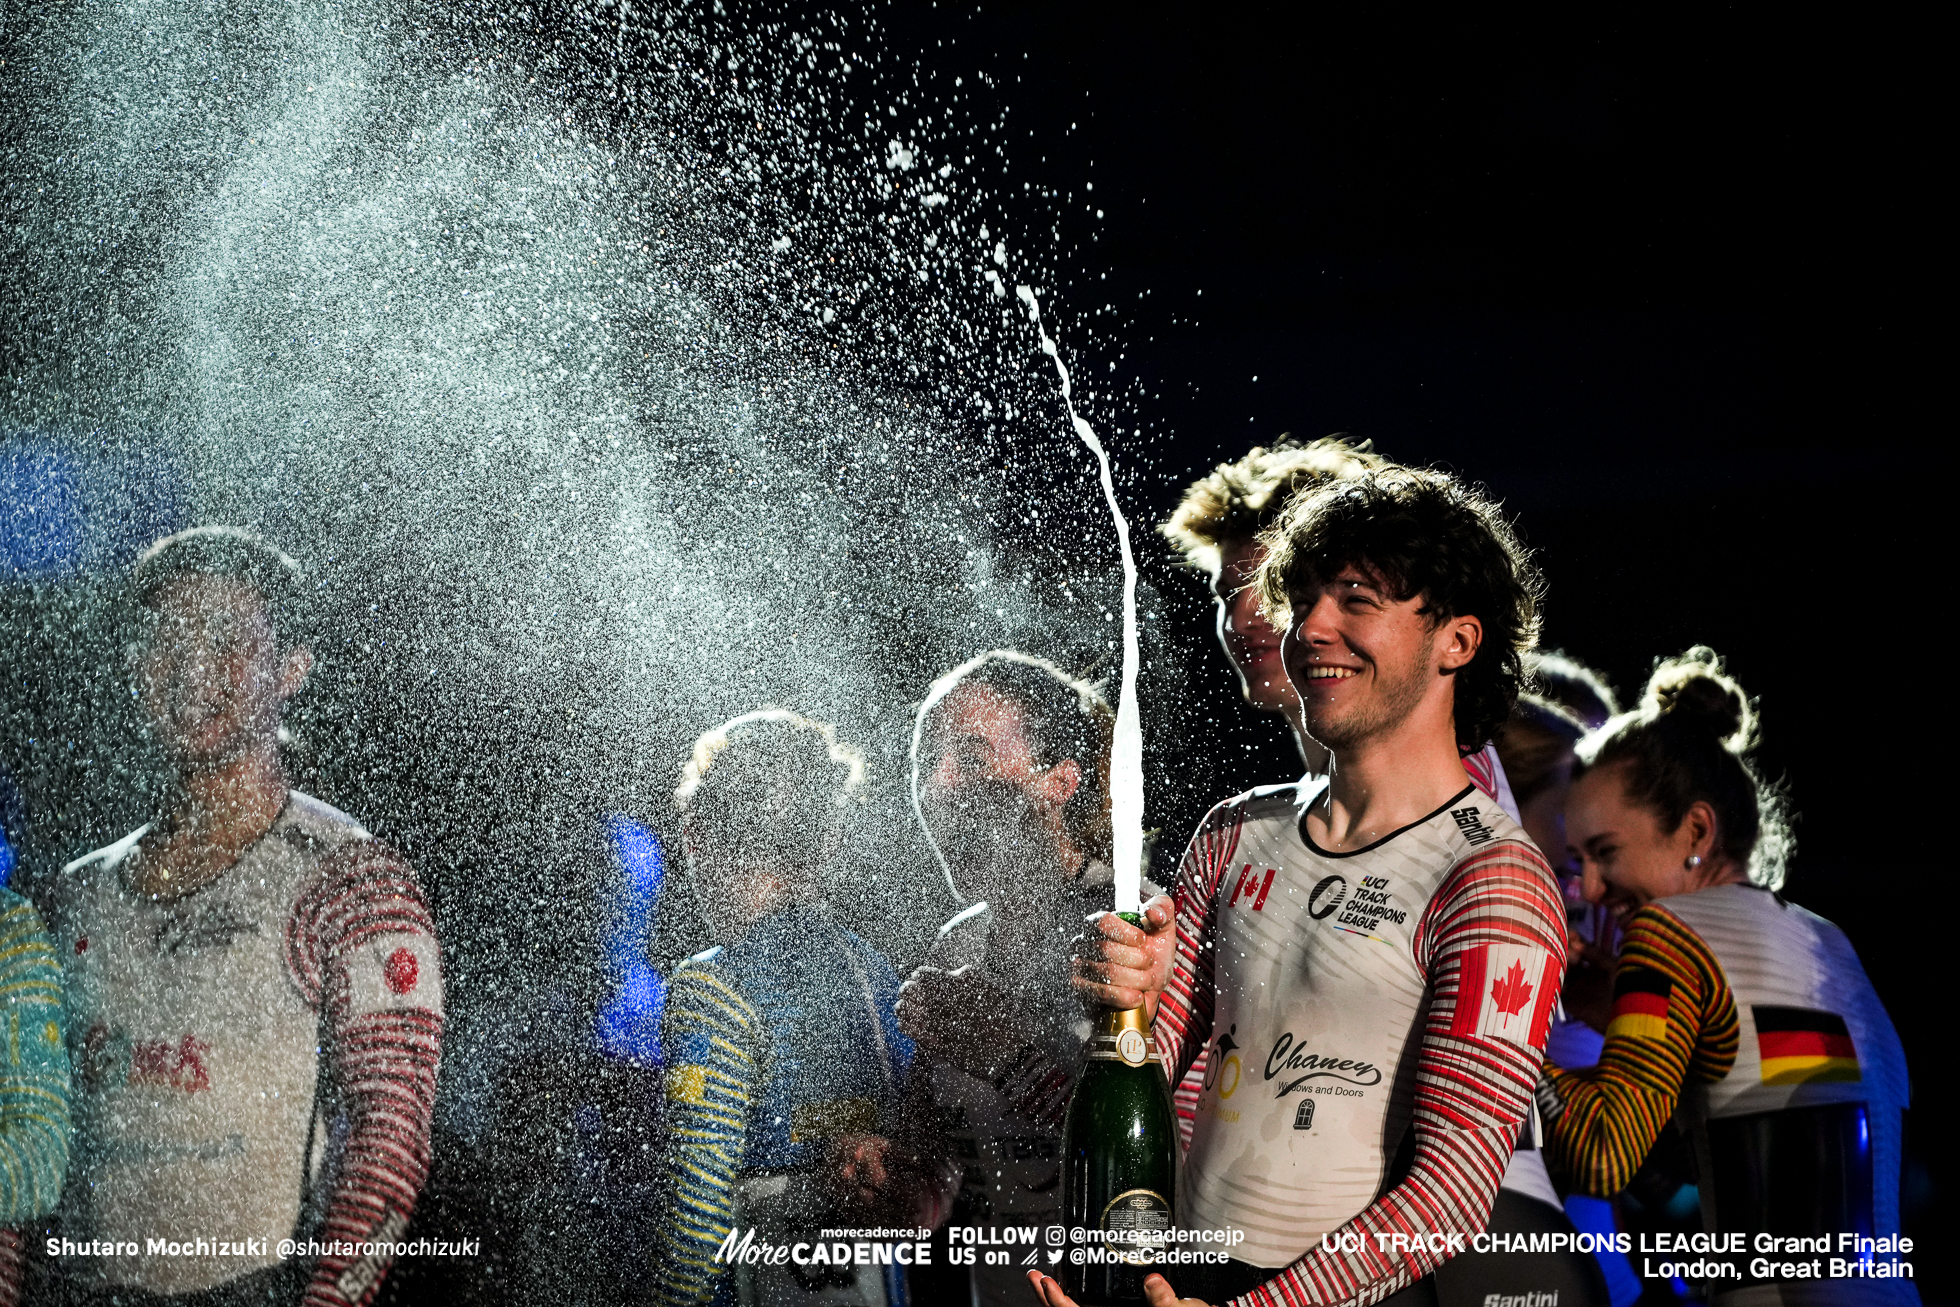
left=1450, top=806, right=1496, bottom=845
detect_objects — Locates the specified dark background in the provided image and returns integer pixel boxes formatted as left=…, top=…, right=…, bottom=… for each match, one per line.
left=2, top=2, right=1941, bottom=1301
left=865, top=0, right=1945, bottom=1295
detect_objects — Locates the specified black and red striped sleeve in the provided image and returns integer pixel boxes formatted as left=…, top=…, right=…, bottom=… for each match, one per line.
left=1152, top=800, right=1245, bottom=1095
left=1234, top=837, right=1566, bottom=1307
left=1539, top=905, right=1736, bottom=1197
left=284, top=839, right=444, bottom=1307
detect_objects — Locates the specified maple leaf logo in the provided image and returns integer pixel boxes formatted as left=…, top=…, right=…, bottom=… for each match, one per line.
left=1490, top=958, right=1534, bottom=1024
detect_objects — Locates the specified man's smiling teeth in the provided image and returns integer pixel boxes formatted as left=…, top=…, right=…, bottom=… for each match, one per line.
left=1306, top=667, right=1358, bottom=679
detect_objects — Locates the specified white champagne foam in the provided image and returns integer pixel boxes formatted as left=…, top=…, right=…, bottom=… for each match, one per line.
left=1016, top=284, right=1143, bottom=913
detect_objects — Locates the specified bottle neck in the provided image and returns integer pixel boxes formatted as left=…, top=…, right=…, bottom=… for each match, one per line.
left=1086, top=1005, right=1158, bottom=1065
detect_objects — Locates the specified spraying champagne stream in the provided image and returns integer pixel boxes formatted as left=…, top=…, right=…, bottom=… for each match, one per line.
left=1015, top=284, right=1144, bottom=914
left=1017, top=284, right=1171, bottom=1304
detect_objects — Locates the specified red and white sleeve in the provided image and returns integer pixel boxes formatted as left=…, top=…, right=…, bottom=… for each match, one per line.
left=1461, top=745, right=1519, bottom=822
left=1153, top=802, right=1244, bottom=1090
left=1001, top=800, right=1243, bottom=1134
left=1232, top=839, right=1565, bottom=1307
left=284, top=840, right=444, bottom=1307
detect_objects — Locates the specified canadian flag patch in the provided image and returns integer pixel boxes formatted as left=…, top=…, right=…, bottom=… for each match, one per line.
left=1450, top=943, right=1558, bottom=1046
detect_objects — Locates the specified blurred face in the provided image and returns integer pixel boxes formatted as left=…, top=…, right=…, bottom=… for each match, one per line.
left=1565, top=761, right=1702, bottom=917
left=914, top=682, right=1080, bottom=902
left=1517, top=753, right=1577, bottom=876
left=680, top=817, right=794, bottom=943
left=1210, top=538, right=1295, bottom=715
left=1516, top=753, right=1583, bottom=907
left=1278, top=565, right=1474, bottom=752
left=133, top=573, right=308, bottom=769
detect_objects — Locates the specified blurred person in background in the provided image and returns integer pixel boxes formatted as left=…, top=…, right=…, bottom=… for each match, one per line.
left=1161, top=440, right=1598, bottom=1307
left=0, top=783, right=73, bottom=1301
left=1522, top=651, right=1624, bottom=1054
left=649, top=710, right=934, bottom=1307
left=896, top=650, right=1129, bottom=1307
left=1491, top=690, right=1643, bottom=1306
left=1532, top=651, right=1620, bottom=732
left=1541, top=648, right=1915, bottom=1306
left=1493, top=695, right=1589, bottom=876
left=28, top=527, right=443, bottom=1307
left=1493, top=692, right=1607, bottom=1060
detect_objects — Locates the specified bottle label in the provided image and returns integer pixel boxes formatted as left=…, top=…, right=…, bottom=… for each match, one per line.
left=1085, top=1034, right=1162, bottom=1064
left=1101, top=1188, right=1172, bottom=1264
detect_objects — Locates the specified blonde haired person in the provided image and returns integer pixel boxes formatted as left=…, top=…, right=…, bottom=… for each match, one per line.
left=650, top=711, right=939, bottom=1307
left=1162, top=436, right=1386, bottom=773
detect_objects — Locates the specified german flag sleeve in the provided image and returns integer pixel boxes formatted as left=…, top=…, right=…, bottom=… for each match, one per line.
left=1539, top=905, right=1739, bottom=1198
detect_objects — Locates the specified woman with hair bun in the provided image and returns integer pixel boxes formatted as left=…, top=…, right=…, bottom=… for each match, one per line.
left=1540, top=649, right=1915, bottom=1305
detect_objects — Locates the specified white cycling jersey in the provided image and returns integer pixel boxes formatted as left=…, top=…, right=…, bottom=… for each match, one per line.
left=1172, top=781, right=1563, bottom=1273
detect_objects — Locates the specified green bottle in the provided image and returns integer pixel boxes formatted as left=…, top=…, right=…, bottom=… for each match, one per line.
left=1062, top=976, right=1177, bottom=1305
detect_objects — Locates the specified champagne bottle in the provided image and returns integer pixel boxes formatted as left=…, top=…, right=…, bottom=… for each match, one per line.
left=1062, top=941, right=1176, bottom=1306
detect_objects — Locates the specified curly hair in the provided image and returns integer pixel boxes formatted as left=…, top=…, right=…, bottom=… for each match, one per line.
left=1160, top=435, right=1387, bottom=573
left=1254, top=466, right=1543, bottom=751
left=1573, top=646, right=1793, bottom=890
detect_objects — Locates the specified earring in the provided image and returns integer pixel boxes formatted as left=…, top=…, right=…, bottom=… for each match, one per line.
left=1687, top=855, right=1703, bottom=870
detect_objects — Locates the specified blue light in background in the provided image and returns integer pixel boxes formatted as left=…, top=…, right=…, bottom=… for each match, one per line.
left=1, top=444, right=83, bottom=580
left=594, top=814, right=667, bottom=1067
left=1563, top=1194, right=1643, bottom=1307
left=2, top=435, right=184, bottom=584
left=0, top=771, right=25, bottom=889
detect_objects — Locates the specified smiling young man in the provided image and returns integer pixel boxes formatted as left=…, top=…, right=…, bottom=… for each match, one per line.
left=1040, top=467, right=1568, bottom=1307
left=1161, top=438, right=1518, bottom=852
left=1162, top=440, right=1598, bottom=1307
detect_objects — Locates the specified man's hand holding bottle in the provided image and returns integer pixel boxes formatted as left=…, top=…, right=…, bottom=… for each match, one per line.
left=1071, top=893, right=1176, bottom=1018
